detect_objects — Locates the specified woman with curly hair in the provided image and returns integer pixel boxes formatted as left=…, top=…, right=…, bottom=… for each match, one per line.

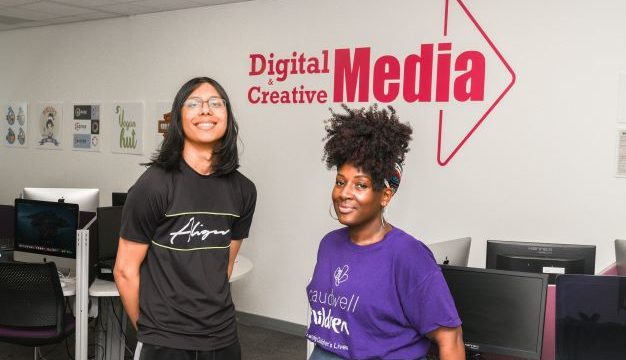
left=306, top=104, right=464, bottom=360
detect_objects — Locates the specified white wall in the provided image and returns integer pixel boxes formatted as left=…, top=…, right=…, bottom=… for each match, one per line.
left=1, top=0, right=625, bottom=326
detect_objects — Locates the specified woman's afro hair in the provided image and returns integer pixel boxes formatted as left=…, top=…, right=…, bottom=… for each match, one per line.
left=323, top=104, right=413, bottom=190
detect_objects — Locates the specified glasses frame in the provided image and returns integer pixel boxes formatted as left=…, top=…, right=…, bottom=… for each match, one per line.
left=183, top=96, right=227, bottom=113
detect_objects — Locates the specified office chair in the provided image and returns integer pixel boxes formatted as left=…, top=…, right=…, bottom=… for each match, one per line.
left=0, top=262, right=76, bottom=359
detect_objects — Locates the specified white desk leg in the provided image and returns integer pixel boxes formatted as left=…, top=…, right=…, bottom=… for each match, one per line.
left=95, top=298, right=127, bottom=360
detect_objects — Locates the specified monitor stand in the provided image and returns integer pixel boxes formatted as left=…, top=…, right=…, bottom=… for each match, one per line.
left=467, top=352, right=486, bottom=360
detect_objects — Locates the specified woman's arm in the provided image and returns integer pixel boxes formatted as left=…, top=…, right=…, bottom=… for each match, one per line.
left=113, top=237, right=149, bottom=330
left=427, top=326, right=465, bottom=360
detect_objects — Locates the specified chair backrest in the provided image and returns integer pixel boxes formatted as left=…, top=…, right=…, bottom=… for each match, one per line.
left=0, top=262, right=64, bottom=332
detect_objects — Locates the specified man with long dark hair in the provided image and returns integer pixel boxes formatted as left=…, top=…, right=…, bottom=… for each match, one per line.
left=114, top=77, right=257, bottom=360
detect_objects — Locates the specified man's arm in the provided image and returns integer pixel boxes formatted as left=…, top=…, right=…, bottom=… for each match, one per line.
left=113, top=237, right=149, bottom=330
left=427, top=326, right=465, bottom=360
left=228, top=239, right=243, bottom=280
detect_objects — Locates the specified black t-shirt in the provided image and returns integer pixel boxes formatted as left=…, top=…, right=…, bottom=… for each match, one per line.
left=120, top=160, right=256, bottom=351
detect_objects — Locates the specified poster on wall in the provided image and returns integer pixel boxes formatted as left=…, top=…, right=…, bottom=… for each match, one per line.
left=111, top=102, right=143, bottom=155
left=617, top=129, right=626, bottom=177
left=155, top=101, right=171, bottom=150
left=72, top=104, right=100, bottom=152
left=2, top=102, right=28, bottom=147
left=33, top=103, right=63, bottom=150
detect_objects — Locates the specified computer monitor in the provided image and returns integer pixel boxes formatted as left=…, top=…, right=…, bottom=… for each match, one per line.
left=95, top=206, right=122, bottom=281
left=555, top=274, right=626, bottom=360
left=0, top=205, right=14, bottom=250
left=427, top=237, right=471, bottom=266
left=22, top=187, right=100, bottom=213
left=441, top=265, right=549, bottom=359
left=13, top=198, right=79, bottom=273
left=616, top=239, right=626, bottom=276
left=111, top=192, right=127, bottom=206
left=486, top=240, right=596, bottom=284
left=97, top=206, right=122, bottom=261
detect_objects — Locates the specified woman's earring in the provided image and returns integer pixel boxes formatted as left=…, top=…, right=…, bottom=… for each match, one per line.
left=381, top=207, right=386, bottom=228
left=329, top=203, right=338, bottom=220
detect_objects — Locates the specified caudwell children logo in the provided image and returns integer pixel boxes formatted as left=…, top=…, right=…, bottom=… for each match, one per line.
left=247, top=0, right=515, bottom=165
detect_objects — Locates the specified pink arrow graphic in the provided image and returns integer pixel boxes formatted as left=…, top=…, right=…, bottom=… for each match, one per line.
left=437, top=0, right=516, bottom=166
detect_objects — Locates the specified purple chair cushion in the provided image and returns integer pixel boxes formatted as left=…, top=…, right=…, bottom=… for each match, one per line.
left=0, top=313, right=75, bottom=346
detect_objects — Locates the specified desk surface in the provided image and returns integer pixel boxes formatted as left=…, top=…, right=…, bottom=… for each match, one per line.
left=62, top=255, right=253, bottom=297
left=61, top=280, right=76, bottom=296
left=90, top=278, right=118, bottom=296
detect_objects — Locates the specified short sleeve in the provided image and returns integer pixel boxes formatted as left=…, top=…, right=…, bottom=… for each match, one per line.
left=230, top=177, right=257, bottom=240
left=402, top=269, right=462, bottom=336
left=119, top=168, right=167, bottom=244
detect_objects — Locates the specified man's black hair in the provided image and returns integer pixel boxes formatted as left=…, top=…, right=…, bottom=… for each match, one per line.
left=146, top=77, right=239, bottom=175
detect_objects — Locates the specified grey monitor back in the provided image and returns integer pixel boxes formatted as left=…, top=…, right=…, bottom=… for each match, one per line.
left=616, top=239, right=626, bottom=276
left=427, top=237, right=472, bottom=266
left=22, top=187, right=99, bottom=213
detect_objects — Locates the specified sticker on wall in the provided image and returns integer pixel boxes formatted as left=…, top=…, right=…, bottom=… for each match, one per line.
left=617, top=129, right=626, bottom=177
left=111, top=102, right=143, bottom=155
left=246, top=0, right=515, bottom=166
left=34, top=103, right=63, bottom=150
left=72, top=104, right=100, bottom=152
left=2, top=103, right=28, bottom=147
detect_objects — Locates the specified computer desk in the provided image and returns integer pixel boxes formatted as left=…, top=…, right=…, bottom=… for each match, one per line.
left=65, top=255, right=253, bottom=360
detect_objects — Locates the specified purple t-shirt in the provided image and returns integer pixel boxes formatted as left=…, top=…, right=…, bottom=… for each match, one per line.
left=306, top=227, right=461, bottom=359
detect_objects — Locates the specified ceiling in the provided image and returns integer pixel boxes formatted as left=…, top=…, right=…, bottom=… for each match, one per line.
left=0, top=0, right=252, bottom=32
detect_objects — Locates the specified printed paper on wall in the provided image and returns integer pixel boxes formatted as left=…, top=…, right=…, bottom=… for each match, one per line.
left=34, top=103, right=63, bottom=150
left=2, top=102, right=28, bottom=147
left=617, top=129, right=626, bottom=177
left=72, top=104, right=101, bottom=152
left=155, top=101, right=172, bottom=150
left=111, top=102, right=143, bottom=155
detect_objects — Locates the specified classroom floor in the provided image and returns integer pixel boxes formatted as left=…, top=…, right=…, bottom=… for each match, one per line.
left=0, top=322, right=306, bottom=360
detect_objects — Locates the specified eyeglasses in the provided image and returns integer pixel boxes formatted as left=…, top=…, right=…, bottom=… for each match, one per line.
left=183, top=97, right=227, bottom=112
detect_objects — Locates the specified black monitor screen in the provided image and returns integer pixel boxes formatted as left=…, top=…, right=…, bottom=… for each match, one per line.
left=111, top=192, right=127, bottom=207
left=14, top=198, right=79, bottom=258
left=486, top=240, right=596, bottom=284
left=556, top=275, right=626, bottom=360
left=0, top=205, right=14, bottom=243
left=96, top=206, right=122, bottom=261
left=441, top=265, right=548, bottom=359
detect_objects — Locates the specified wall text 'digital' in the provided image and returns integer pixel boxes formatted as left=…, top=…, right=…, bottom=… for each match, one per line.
left=247, top=44, right=485, bottom=105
